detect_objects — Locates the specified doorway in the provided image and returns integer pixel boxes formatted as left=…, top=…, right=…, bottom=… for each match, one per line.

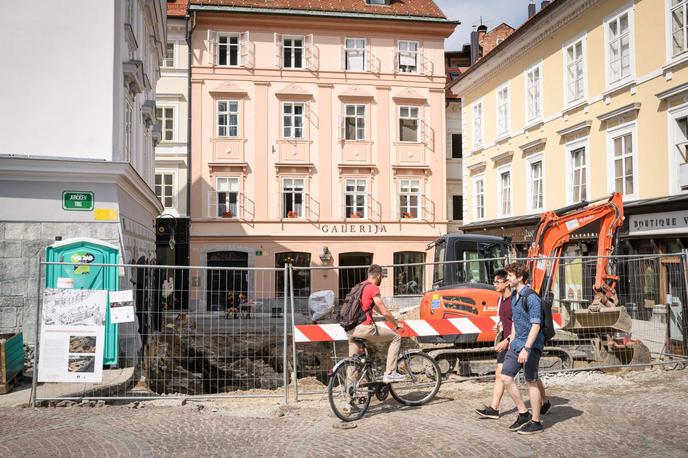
left=338, top=252, right=373, bottom=302
left=659, top=256, right=688, bottom=355
left=206, top=251, right=249, bottom=311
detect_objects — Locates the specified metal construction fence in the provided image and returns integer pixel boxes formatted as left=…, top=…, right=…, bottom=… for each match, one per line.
left=31, top=252, right=688, bottom=404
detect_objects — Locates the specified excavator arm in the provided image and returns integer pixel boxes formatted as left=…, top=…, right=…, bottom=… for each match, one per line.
left=527, top=193, right=624, bottom=307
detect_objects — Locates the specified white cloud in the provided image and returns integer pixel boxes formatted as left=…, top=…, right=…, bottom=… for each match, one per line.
left=434, top=0, right=534, bottom=50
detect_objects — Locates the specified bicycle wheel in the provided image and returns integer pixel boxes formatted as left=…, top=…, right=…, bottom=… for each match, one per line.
left=389, top=352, right=442, bottom=406
left=328, top=360, right=372, bottom=422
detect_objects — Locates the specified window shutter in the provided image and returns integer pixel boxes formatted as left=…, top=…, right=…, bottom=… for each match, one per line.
left=340, top=44, right=346, bottom=71
left=207, top=29, right=217, bottom=66
left=337, top=115, right=344, bottom=141
left=274, top=32, right=283, bottom=68
left=240, top=31, right=251, bottom=67
left=392, top=49, right=399, bottom=73
left=420, top=53, right=434, bottom=76
left=305, top=33, right=314, bottom=69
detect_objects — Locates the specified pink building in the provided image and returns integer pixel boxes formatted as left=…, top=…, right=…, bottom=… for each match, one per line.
left=189, top=0, right=455, bottom=310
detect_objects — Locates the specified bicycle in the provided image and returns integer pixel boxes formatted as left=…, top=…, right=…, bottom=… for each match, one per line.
left=327, top=337, right=442, bottom=422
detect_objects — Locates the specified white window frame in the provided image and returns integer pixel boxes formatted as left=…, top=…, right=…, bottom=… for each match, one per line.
left=344, top=178, right=367, bottom=219
left=607, top=122, right=639, bottom=199
left=473, top=174, right=485, bottom=221
left=217, top=100, right=239, bottom=138
left=282, top=177, right=306, bottom=218
left=563, top=33, right=587, bottom=107
left=526, top=154, right=545, bottom=213
left=399, top=105, right=420, bottom=143
left=497, top=166, right=512, bottom=217
left=124, top=97, right=133, bottom=162
left=668, top=103, right=688, bottom=194
left=344, top=37, right=367, bottom=72
left=217, top=33, right=241, bottom=67
left=495, top=84, right=510, bottom=138
left=399, top=179, right=421, bottom=220
left=163, top=41, right=176, bottom=68
left=397, top=40, right=419, bottom=74
left=282, top=102, right=305, bottom=139
left=156, top=105, right=176, bottom=143
left=282, top=35, right=305, bottom=69
left=604, top=3, right=635, bottom=89
left=344, top=104, right=366, bottom=141
left=155, top=171, right=176, bottom=210
left=524, top=62, right=543, bottom=124
left=472, top=100, right=484, bottom=149
left=565, top=138, right=590, bottom=204
left=215, top=176, right=240, bottom=218
left=667, top=0, right=688, bottom=61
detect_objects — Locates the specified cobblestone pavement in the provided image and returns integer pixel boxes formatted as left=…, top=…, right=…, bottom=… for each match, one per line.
left=1, top=368, right=688, bottom=457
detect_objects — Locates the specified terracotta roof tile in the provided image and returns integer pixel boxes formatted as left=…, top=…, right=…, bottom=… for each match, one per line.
left=189, top=0, right=446, bottom=19
left=167, top=0, right=189, bottom=17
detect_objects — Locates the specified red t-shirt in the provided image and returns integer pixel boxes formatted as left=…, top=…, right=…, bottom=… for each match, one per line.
left=360, top=283, right=380, bottom=325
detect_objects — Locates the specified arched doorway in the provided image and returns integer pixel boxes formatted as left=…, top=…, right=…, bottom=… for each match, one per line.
left=338, top=252, right=373, bottom=302
left=206, top=251, right=248, bottom=311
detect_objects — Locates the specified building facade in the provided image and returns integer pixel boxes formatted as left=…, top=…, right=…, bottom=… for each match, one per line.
left=188, top=0, right=455, bottom=310
left=452, top=0, right=688, bottom=256
left=0, top=0, right=166, bottom=338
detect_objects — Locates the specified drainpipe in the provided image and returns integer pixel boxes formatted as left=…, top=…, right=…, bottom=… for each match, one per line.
left=185, top=12, right=195, bottom=229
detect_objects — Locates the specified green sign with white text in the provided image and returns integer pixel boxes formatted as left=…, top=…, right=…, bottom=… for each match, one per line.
left=62, top=191, right=94, bottom=211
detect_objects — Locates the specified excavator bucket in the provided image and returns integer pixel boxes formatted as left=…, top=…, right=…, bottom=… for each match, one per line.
left=564, top=306, right=632, bottom=335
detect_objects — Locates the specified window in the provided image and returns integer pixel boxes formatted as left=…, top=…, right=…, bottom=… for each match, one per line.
left=275, top=252, right=311, bottom=297
left=218, top=34, right=239, bottom=66
left=399, top=179, right=421, bottom=219
left=393, top=252, right=425, bottom=295
left=529, top=159, right=544, bottom=211
left=452, top=195, right=463, bottom=221
left=155, top=173, right=174, bottom=208
left=217, top=101, right=239, bottom=137
left=345, top=38, right=366, bottom=71
left=283, top=37, right=304, bottom=69
left=156, top=106, right=175, bottom=142
left=163, top=42, right=175, bottom=68
left=216, top=177, right=239, bottom=217
left=496, top=85, right=509, bottom=137
left=398, top=40, right=419, bottom=73
left=345, top=178, right=367, bottom=218
left=565, top=38, right=585, bottom=104
left=124, top=98, right=133, bottom=161
left=399, top=106, right=419, bottom=142
left=345, top=104, right=366, bottom=141
left=472, top=102, right=483, bottom=148
left=526, top=64, right=542, bottom=122
left=474, top=176, right=485, bottom=220
left=671, top=0, right=688, bottom=57
left=498, top=169, right=511, bottom=216
left=571, top=146, right=587, bottom=202
left=606, top=9, right=632, bottom=85
left=610, top=128, right=635, bottom=196
left=282, top=178, right=305, bottom=218
left=283, top=102, right=305, bottom=139
left=451, top=134, right=463, bottom=159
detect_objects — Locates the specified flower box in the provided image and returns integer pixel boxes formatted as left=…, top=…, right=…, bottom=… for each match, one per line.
left=350, top=212, right=362, bottom=218
left=287, top=211, right=299, bottom=218
left=222, top=210, right=233, bottom=218
left=402, top=211, right=414, bottom=219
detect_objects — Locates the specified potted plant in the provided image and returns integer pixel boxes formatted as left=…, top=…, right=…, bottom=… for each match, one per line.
left=287, top=211, right=298, bottom=218
left=402, top=211, right=413, bottom=219
left=350, top=211, right=362, bottom=218
left=222, top=210, right=233, bottom=218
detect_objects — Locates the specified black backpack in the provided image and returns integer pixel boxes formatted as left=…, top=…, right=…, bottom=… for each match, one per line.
left=337, top=281, right=370, bottom=331
left=519, top=290, right=556, bottom=341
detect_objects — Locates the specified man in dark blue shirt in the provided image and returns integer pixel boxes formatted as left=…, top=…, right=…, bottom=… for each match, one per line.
left=500, top=262, right=550, bottom=434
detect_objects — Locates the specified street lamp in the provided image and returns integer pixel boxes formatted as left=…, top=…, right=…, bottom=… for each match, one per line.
left=158, top=213, right=177, bottom=251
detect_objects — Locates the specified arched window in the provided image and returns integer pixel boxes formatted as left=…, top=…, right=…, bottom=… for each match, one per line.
left=393, top=252, right=425, bottom=295
left=275, top=252, right=311, bottom=297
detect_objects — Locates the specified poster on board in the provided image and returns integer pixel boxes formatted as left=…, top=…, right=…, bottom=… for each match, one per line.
left=109, top=289, right=135, bottom=324
left=37, top=289, right=106, bottom=383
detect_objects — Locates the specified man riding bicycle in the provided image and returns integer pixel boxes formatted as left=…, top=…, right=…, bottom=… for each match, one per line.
left=347, top=264, right=406, bottom=384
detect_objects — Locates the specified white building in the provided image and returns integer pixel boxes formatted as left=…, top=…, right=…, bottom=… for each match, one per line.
left=0, top=0, right=166, bottom=339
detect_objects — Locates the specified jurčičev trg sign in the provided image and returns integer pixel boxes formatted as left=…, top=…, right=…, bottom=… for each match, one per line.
left=62, top=191, right=94, bottom=211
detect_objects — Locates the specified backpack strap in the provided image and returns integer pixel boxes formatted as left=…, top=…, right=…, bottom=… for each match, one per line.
left=518, top=290, right=535, bottom=314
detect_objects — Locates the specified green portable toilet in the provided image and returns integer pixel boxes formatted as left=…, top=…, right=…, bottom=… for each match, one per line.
left=45, top=238, right=120, bottom=366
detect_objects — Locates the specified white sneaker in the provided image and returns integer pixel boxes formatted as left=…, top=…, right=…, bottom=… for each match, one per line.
left=383, top=371, right=407, bottom=383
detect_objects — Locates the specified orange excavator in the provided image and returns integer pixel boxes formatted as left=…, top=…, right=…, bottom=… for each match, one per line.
left=418, top=193, right=648, bottom=375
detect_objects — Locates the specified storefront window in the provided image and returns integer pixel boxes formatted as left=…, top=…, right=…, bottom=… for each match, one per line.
left=394, top=252, right=425, bottom=295
left=275, top=252, right=311, bottom=297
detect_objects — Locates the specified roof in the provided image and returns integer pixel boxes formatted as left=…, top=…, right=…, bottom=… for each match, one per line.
left=168, top=0, right=188, bottom=17
left=189, top=0, right=447, bottom=19
left=449, top=0, right=565, bottom=88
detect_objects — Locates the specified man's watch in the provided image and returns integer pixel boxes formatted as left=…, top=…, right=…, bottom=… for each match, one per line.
left=506, top=337, right=511, bottom=342
left=524, top=346, right=531, bottom=353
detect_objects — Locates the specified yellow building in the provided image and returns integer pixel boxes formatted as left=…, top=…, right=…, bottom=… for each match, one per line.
left=451, top=0, right=688, bottom=255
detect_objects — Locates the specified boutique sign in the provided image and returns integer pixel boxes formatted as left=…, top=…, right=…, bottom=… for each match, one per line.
left=629, top=210, right=688, bottom=234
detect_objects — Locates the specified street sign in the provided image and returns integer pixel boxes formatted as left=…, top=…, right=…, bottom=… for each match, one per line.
left=62, top=191, right=94, bottom=211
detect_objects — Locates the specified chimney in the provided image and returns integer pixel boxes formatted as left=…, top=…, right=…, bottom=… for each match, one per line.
left=528, top=1, right=537, bottom=18
left=470, top=27, right=480, bottom=65
left=541, top=1, right=551, bottom=9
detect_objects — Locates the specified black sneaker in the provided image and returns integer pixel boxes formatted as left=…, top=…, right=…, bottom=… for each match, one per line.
left=518, top=420, right=544, bottom=435
left=540, top=400, right=552, bottom=415
left=475, top=406, right=499, bottom=419
left=509, top=412, right=532, bottom=431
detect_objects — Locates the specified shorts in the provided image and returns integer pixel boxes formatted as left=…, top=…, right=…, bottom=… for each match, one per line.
left=496, top=349, right=507, bottom=364
left=501, top=346, right=542, bottom=382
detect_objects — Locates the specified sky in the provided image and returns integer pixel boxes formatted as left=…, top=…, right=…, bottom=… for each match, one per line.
left=434, top=0, right=535, bottom=51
